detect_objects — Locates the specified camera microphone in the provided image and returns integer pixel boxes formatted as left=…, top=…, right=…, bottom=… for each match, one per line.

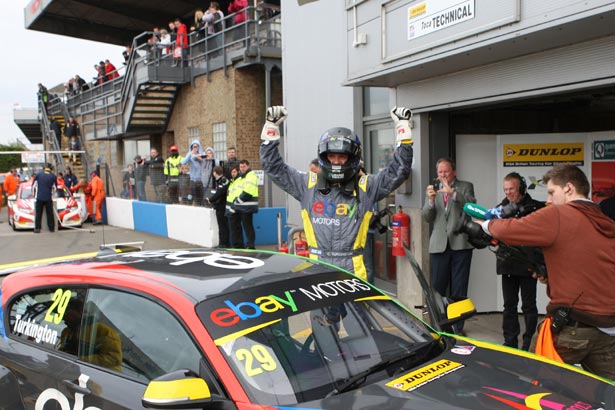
left=464, top=203, right=522, bottom=220
left=463, top=203, right=489, bottom=220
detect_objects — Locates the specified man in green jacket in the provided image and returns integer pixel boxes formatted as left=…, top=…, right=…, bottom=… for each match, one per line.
left=233, top=160, right=259, bottom=249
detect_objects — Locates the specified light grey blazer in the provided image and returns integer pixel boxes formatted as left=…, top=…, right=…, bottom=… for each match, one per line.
left=422, top=179, right=476, bottom=253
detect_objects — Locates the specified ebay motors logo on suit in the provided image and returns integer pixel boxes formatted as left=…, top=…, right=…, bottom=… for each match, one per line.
left=311, top=199, right=358, bottom=226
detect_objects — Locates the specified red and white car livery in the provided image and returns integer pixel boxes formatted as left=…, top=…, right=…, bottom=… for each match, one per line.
left=7, top=181, right=88, bottom=230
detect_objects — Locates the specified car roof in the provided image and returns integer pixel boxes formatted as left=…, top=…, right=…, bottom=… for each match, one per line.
left=2, top=249, right=340, bottom=303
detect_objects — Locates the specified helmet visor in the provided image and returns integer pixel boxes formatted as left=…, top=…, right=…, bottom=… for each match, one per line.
left=318, top=136, right=359, bottom=156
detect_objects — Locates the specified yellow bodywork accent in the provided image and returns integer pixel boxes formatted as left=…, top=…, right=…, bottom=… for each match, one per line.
left=526, top=392, right=551, bottom=408
left=0, top=252, right=97, bottom=271
left=446, top=298, right=475, bottom=319
left=144, top=378, right=211, bottom=401
left=214, top=319, right=281, bottom=346
left=354, top=295, right=390, bottom=302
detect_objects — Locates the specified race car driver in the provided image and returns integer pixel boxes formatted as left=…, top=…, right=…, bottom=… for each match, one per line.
left=260, top=106, right=414, bottom=280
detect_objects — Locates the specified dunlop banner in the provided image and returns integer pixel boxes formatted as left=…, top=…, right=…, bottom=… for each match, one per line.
left=503, top=143, right=584, bottom=167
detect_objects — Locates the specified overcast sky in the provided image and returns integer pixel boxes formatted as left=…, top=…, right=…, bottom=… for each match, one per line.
left=0, top=2, right=123, bottom=146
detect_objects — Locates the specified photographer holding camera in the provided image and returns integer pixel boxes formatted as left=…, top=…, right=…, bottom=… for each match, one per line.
left=493, top=172, right=545, bottom=351
left=481, top=164, right=615, bottom=379
left=422, top=158, right=476, bottom=334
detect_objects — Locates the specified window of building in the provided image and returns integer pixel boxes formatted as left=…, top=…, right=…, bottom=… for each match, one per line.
left=363, top=87, right=390, bottom=117
left=213, top=122, right=227, bottom=161
left=124, top=140, right=150, bottom=166
left=188, top=127, right=201, bottom=143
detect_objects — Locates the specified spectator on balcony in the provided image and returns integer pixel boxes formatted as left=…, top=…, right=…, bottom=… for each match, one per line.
left=173, top=18, right=188, bottom=65
left=194, top=10, right=207, bottom=44
left=203, top=2, right=225, bottom=57
left=168, top=21, right=177, bottom=44
left=75, top=75, right=88, bottom=92
left=228, top=0, right=248, bottom=45
left=229, top=0, right=248, bottom=24
left=105, top=59, right=119, bottom=80
left=160, top=29, right=171, bottom=56
left=65, top=78, right=77, bottom=97
left=95, top=64, right=107, bottom=85
left=173, top=17, right=189, bottom=67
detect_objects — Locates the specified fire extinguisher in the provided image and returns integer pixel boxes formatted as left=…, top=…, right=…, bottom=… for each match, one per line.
left=279, top=241, right=289, bottom=253
left=391, top=206, right=410, bottom=256
left=295, top=237, right=309, bottom=257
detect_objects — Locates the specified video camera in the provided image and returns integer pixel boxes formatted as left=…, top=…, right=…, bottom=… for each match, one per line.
left=454, top=203, right=547, bottom=277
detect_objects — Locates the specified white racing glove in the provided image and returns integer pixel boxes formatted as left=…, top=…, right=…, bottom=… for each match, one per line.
left=261, top=106, right=288, bottom=142
left=390, top=106, right=413, bottom=144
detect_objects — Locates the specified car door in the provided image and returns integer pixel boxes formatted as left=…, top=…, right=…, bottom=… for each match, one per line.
left=3, top=285, right=226, bottom=410
left=3, top=287, right=88, bottom=410
left=70, top=288, right=222, bottom=409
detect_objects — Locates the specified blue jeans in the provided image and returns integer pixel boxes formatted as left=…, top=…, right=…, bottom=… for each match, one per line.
left=136, top=181, right=147, bottom=201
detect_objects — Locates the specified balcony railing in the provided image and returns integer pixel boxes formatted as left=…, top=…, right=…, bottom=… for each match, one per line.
left=63, top=4, right=281, bottom=141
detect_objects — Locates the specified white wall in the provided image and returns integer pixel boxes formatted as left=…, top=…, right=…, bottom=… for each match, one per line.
left=456, top=134, right=499, bottom=312
left=282, top=1, right=355, bottom=226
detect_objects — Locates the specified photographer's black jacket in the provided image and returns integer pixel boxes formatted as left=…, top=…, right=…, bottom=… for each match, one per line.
left=495, top=194, right=545, bottom=277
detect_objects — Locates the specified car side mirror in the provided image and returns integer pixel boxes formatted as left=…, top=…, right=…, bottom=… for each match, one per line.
left=142, top=369, right=214, bottom=409
left=438, top=297, right=476, bottom=330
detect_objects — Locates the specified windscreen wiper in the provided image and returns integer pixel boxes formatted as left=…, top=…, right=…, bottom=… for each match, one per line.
left=325, top=339, right=443, bottom=397
left=325, top=351, right=417, bottom=397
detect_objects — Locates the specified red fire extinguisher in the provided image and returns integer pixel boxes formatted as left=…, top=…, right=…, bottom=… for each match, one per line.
left=279, top=241, right=289, bottom=253
left=391, top=206, right=410, bottom=256
left=295, top=236, right=309, bottom=257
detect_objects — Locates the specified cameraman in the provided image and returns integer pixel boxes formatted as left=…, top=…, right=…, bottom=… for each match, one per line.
left=481, top=164, right=615, bottom=379
left=494, top=172, right=544, bottom=351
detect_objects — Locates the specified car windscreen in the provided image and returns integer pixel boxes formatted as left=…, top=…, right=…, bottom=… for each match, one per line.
left=196, top=272, right=439, bottom=406
left=19, top=187, right=33, bottom=200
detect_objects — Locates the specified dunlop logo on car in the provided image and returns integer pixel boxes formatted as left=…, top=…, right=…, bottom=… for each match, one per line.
left=386, top=359, right=464, bottom=392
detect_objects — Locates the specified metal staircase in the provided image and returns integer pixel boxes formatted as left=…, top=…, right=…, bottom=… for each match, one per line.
left=125, top=83, right=180, bottom=135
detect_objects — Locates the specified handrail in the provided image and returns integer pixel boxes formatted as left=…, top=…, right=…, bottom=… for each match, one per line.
left=38, top=98, right=63, bottom=170
left=59, top=5, right=281, bottom=142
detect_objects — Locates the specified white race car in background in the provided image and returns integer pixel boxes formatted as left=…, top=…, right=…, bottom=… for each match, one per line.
left=7, top=181, right=88, bottom=230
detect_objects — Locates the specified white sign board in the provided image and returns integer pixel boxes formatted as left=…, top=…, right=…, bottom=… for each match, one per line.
left=21, top=151, right=45, bottom=163
left=408, top=0, right=475, bottom=40
left=254, top=170, right=265, bottom=186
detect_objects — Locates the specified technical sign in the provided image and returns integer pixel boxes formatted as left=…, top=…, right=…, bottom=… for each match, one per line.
left=408, top=0, right=475, bottom=40
left=503, top=142, right=584, bottom=167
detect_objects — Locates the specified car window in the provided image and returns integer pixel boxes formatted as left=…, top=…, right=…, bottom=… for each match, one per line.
left=85, top=289, right=202, bottom=383
left=19, top=186, right=33, bottom=199
left=8, top=288, right=87, bottom=352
